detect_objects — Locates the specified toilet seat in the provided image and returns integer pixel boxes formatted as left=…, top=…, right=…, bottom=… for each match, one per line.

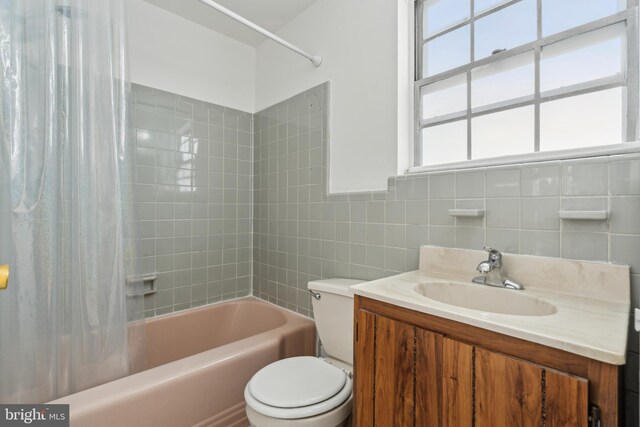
left=244, top=357, right=353, bottom=420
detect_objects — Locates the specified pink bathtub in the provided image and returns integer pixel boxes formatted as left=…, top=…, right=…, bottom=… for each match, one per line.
left=52, top=297, right=316, bottom=427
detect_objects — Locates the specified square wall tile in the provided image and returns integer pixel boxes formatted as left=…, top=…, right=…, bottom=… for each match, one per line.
left=521, top=198, right=560, bottom=231
left=429, top=200, right=455, bottom=226
left=406, top=224, right=429, bottom=250
left=456, top=170, right=485, bottom=198
left=561, top=232, right=608, bottom=262
left=561, top=158, right=608, bottom=196
left=366, top=224, right=385, bottom=246
left=367, top=201, right=385, bottom=223
left=521, top=230, right=560, bottom=257
left=429, top=173, right=455, bottom=199
left=486, top=199, right=520, bottom=229
left=454, top=227, right=485, bottom=250
left=521, top=162, right=560, bottom=196
left=611, top=155, right=640, bottom=195
left=611, top=197, right=640, bottom=234
left=486, top=228, right=519, bottom=254
left=611, top=235, right=640, bottom=273
left=486, top=167, right=520, bottom=197
left=406, top=201, right=429, bottom=225
left=386, top=224, right=407, bottom=248
left=386, top=201, right=406, bottom=224
left=406, top=176, right=429, bottom=200
left=429, top=226, right=455, bottom=247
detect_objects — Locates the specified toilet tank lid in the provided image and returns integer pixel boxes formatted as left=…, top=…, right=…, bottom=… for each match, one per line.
left=307, top=278, right=366, bottom=297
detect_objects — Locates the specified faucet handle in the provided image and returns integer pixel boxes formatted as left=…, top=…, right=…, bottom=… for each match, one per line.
left=483, top=246, right=502, bottom=267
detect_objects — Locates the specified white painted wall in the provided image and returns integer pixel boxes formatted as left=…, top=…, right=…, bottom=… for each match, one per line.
left=127, top=0, right=256, bottom=112
left=254, top=0, right=400, bottom=193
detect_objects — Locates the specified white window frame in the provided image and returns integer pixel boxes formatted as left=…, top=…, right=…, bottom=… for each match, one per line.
left=412, top=0, right=640, bottom=172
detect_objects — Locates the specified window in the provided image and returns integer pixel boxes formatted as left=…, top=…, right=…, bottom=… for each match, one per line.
left=414, top=0, right=639, bottom=167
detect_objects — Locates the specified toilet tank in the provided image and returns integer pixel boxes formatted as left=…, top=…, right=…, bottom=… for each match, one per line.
left=307, top=279, right=366, bottom=366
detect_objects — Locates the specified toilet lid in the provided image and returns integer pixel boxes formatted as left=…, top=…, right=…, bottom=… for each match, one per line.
left=248, top=356, right=347, bottom=408
left=245, top=373, right=353, bottom=419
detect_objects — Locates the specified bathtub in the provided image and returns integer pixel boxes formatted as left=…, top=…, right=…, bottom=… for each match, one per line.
left=51, top=297, right=316, bottom=427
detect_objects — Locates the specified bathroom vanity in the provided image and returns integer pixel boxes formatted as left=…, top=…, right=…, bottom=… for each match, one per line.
left=352, top=246, right=630, bottom=427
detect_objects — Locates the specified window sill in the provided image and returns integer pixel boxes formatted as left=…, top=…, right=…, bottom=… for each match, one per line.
left=407, top=143, right=640, bottom=175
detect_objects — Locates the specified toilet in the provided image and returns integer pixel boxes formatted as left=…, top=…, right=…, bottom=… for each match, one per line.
left=244, top=278, right=365, bottom=427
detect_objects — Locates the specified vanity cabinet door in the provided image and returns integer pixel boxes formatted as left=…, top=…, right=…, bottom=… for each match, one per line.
left=443, top=339, right=589, bottom=427
left=475, top=347, right=544, bottom=426
left=443, top=338, right=474, bottom=426
left=476, top=348, right=589, bottom=427
left=544, top=368, right=589, bottom=427
left=354, top=310, right=442, bottom=427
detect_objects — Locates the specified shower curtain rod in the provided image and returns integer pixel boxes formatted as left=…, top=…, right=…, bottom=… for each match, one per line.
left=198, top=0, right=322, bottom=67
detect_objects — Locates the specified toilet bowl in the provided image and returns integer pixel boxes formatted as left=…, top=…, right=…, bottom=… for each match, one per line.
left=244, top=279, right=365, bottom=427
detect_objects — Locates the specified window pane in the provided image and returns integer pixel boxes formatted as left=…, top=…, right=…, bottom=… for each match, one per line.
left=542, top=0, right=625, bottom=36
left=422, top=74, right=467, bottom=120
left=472, top=106, right=534, bottom=159
left=423, top=0, right=470, bottom=39
left=541, top=23, right=625, bottom=93
left=474, top=0, right=511, bottom=15
left=472, top=52, right=534, bottom=109
left=474, top=0, right=536, bottom=60
left=421, top=121, right=468, bottom=165
left=423, top=25, right=470, bottom=77
left=540, top=88, right=623, bottom=151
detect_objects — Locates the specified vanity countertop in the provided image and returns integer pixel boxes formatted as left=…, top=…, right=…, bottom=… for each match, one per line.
left=351, top=246, right=631, bottom=365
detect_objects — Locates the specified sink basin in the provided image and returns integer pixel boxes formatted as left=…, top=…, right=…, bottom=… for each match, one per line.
left=413, top=281, right=557, bottom=316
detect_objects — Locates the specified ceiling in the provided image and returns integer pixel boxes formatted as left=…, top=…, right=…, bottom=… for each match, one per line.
left=143, top=0, right=319, bottom=47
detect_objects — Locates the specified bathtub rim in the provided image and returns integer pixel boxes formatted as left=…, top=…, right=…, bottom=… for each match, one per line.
left=146, top=295, right=312, bottom=323
left=49, top=296, right=316, bottom=414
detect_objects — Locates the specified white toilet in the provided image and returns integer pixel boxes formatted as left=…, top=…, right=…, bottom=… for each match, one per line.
left=244, top=278, right=365, bottom=427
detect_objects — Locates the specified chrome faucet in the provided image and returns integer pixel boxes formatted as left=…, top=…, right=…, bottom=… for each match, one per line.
left=472, top=247, right=524, bottom=290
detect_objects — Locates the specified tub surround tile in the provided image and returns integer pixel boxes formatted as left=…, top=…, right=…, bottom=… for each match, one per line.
left=133, top=83, right=252, bottom=316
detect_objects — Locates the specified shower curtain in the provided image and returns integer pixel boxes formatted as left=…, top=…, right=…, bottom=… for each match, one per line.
left=0, top=0, right=144, bottom=403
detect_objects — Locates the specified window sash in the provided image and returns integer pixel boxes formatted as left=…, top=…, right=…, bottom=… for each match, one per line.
left=414, top=2, right=640, bottom=167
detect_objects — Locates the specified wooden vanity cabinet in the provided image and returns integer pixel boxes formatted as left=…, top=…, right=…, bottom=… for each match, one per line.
left=353, top=295, right=620, bottom=427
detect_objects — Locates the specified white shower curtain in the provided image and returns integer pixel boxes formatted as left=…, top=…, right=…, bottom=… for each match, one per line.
left=0, top=0, right=145, bottom=403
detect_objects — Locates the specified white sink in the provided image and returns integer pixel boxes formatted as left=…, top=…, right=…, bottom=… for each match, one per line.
left=413, top=281, right=557, bottom=316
